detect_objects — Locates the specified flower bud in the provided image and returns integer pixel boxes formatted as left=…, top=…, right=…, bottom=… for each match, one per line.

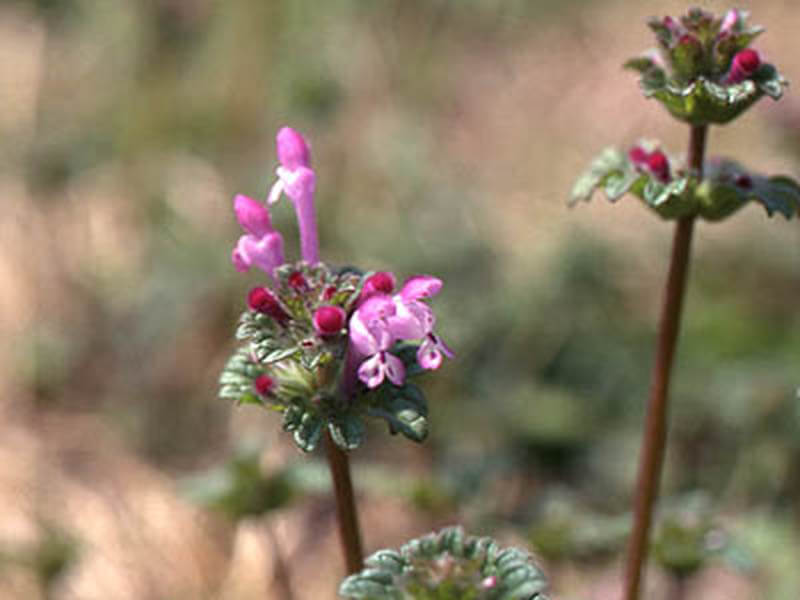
left=359, top=271, right=396, bottom=303
left=288, top=271, right=308, bottom=291
left=247, top=286, right=290, bottom=324
left=313, top=305, right=346, bottom=336
left=276, top=127, right=311, bottom=171
left=725, top=48, right=760, bottom=84
left=254, top=374, right=274, bottom=396
left=646, top=150, right=671, bottom=183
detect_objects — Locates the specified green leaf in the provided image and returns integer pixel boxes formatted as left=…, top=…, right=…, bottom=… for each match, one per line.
left=369, top=385, right=429, bottom=443
left=753, top=175, right=800, bottom=219
left=328, top=416, right=365, bottom=451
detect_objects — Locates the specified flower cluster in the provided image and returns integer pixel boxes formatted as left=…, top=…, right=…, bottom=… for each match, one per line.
left=219, top=127, right=452, bottom=451
left=625, top=8, right=785, bottom=124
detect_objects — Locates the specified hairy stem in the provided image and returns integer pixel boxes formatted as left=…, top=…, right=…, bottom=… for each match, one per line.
left=623, top=125, right=706, bottom=600
left=325, top=429, right=364, bottom=575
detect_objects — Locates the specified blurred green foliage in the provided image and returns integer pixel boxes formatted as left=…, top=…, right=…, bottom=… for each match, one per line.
left=5, top=0, right=800, bottom=596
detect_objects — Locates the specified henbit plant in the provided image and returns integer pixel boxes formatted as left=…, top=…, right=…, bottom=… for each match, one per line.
left=571, top=8, right=800, bottom=600
left=339, top=526, right=549, bottom=600
left=218, top=127, right=453, bottom=577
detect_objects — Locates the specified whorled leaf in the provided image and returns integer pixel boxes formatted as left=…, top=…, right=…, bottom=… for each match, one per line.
left=628, top=63, right=786, bottom=126
left=571, top=146, right=800, bottom=221
left=339, top=526, right=549, bottom=600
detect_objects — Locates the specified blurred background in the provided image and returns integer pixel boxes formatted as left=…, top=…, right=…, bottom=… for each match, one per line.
left=1, top=0, right=798, bottom=598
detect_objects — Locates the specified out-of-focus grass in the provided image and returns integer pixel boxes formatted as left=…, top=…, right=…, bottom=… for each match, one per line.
left=2, top=0, right=799, bottom=598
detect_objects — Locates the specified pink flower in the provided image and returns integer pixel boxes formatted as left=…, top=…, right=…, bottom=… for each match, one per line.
left=349, top=295, right=405, bottom=388
left=267, top=127, right=319, bottom=264
left=724, top=48, right=761, bottom=84
left=231, top=194, right=285, bottom=277
left=347, top=275, right=453, bottom=389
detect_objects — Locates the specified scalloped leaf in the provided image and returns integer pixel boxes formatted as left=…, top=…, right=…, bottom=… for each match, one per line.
left=328, top=416, right=366, bottom=451
left=369, top=384, right=429, bottom=443
left=339, top=526, right=549, bottom=600
left=282, top=405, right=323, bottom=452
left=751, top=175, right=800, bottom=218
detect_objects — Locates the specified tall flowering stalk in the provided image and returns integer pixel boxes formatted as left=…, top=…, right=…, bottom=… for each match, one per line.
left=571, top=8, right=799, bottom=599
left=219, top=127, right=452, bottom=578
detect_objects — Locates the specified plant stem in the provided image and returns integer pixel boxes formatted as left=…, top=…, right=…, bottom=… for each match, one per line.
left=623, top=125, right=707, bottom=600
left=325, top=428, right=364, bottom=575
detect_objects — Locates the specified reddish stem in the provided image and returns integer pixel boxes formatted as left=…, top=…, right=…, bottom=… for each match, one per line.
left=622, top=125, right=707, bottom=600
left=325, top=429, right=364, bottom=575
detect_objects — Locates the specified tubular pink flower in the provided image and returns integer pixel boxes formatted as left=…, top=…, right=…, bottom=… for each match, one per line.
left=231, top=195, right=285, bottom=277
left=724, top=48, right=761, bottom=84
left=276, top=126, right=311, bottom=170
left=267, top=127, right=319, bottom=264
left=347, top=275, right=452, bottom=388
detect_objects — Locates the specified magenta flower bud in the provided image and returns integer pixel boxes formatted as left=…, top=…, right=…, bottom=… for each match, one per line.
left=481, top=575, right=498, bottom=589
left=254, top=374, right=274, bottom=396
left=646, top=150, right=671, bottom=183
left=628, top=146, right=671, bottom=183
left=725, top=48, right=761, bottom=84
left=359, top=271, right=397, bottom=304
left=313, top=305, right=346, bottom=336
left=247, top=286, right=290, bottom=324
left=288, top=271, right=308, bottom=291
left=234, top=194, right=273, bottom=237
left=276, top=126, right=311, bottom=171
left=628, top=146, right=649, bottom=166
left=323, top=285, right=337, bottom=301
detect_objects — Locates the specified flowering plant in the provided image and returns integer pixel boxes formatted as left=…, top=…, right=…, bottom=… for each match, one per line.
left=219, top=128, right=452, bottom=452
left=625, top=8, right=786, bottom=124
left=339, top=527, right=549, bottom=600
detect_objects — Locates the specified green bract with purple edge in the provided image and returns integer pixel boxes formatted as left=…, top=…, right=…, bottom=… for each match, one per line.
left=339, top=526, right=549, bottom=600
left=570, top=141, right=800, bottom=221
left=626, top=8, right=786, bottom=125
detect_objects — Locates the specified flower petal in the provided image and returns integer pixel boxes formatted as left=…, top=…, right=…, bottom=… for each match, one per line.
left=400, top=275, right=442, bottom=302
left=234, top=194, right=273, bottom=236
left=358, top=353, right=385, bottom=388
left=276, top=126, right=311, bottom=171
left=383, top=352, right=406, bottom=386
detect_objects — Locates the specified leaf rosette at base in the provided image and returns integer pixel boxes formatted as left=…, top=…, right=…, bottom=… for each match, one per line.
left=570, top=143, right=800, bottom=220
left=626, top=8, right=786, bottom=125
left=339, top=526, right=549, bottom=600
left=219, top=263, right=443, bottom=453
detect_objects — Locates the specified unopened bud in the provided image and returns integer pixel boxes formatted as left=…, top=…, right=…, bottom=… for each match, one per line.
left=254, top=374, right=274, bottom=396
left=313, top=305, right=346, bottom=336
left=725, top=48, right=761, bottom=84
left=247, top=287, right=290, bottom=324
